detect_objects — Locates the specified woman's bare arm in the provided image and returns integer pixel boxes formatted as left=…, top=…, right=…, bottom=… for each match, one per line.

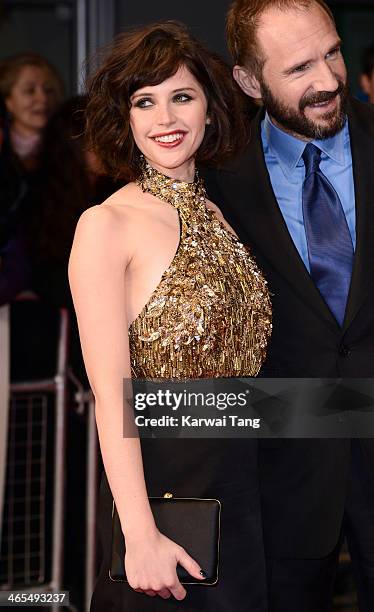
left=69, top=205, right=155, bottom=538
left=68, top=203, right=203, bottom=599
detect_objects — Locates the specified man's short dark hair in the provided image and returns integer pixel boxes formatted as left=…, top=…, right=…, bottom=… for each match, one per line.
left=227, top=0, right=335, bottom=77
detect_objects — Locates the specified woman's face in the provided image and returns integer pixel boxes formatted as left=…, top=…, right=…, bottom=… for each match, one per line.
left=129, top=65, right=209, bottom=181
left=5, top=65, right=59, bottom=136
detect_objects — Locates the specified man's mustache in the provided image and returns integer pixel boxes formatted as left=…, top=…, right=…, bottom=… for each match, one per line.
left=299, top=81, right=345, bottom=111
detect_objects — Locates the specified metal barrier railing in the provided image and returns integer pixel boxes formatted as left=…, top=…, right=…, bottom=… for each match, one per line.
left=0, top=300, right=102, bottom=612
left=0, top=304, right=10, bottom=545
left=73, top=385, right=98, bottom=612
left=0, top=306, right=70, bottom=611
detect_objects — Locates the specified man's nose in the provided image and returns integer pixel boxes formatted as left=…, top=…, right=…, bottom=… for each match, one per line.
left=313, top=62, right=339, bottom=92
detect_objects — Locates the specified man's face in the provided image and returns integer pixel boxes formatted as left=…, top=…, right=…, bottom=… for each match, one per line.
left=256, top=3, right=348, bottom=140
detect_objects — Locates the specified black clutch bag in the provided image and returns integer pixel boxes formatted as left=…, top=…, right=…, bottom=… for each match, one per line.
left=110, top=493, right=221, bottom=585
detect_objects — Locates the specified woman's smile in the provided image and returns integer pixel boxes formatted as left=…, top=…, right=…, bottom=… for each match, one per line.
left=150, top=130, right=187, bottom=147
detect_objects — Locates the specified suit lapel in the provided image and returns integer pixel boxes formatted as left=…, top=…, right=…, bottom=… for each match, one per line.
left=219, top=111, right=339, bottom=330
left=343, top=99, right=374, bottom=330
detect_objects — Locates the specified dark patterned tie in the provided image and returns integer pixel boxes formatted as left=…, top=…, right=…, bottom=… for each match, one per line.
left=302, top=143, right=353, bottom=326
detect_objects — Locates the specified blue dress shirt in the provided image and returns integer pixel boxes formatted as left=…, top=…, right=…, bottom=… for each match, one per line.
left=261, top=113, right=356, bottom=271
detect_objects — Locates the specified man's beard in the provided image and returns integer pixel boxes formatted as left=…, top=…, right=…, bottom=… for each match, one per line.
left=259, top=77, right=349, bottom=140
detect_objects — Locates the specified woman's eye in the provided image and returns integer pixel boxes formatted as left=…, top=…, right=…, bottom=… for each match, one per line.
left=134, top=98, right=153, bottom=108
left=173, top=93, right=192, bottom=103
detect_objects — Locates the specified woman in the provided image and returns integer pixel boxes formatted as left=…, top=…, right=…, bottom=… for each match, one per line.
left=0, top=53, right=63, bottom=170
left=69, top=22, right=272, bottom=611
left=0, top=54, right=63, bottom=303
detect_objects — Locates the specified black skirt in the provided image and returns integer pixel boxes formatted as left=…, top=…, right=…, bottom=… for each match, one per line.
left=91, top=439, right=267, bottom=612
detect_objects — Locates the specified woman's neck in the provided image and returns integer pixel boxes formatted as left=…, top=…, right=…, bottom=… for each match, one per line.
left=10, top=126, right=41, bottom=160
left=145, top=158, right=195, bottom=183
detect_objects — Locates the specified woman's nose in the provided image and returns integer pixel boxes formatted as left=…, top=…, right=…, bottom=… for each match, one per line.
left=156, top=103, right=177, bottom=126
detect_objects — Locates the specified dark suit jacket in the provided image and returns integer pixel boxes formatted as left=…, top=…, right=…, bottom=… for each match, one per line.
left=203, top=97, right=374, bottom=558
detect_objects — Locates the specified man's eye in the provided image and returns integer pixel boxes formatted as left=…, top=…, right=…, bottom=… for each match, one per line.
left=293, top=64, right=309, bottom=74
left=327, top=48, right=340, bottom=60
left=134, top=98, right=153, bottom=108
left=173, top=93, right=192, bottom=103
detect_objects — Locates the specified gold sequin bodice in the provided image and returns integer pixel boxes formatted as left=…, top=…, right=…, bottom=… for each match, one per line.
left=129, top=163, right=272, bottom=379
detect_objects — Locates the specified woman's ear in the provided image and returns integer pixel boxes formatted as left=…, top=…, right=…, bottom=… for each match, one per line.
left=233, top=66, right=261, bottom=99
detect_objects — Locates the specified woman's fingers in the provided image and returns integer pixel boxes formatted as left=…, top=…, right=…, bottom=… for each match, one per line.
left=157, top=588, right=171, bottom=599
left=134, top=588, right=157, bottom=597
left=168, top=580, right=187, bottom=601
left=127, top=536, right=206, bottom=601
left=135, top=585, right=175, bottom=599
left=176, top=547, right=206, bottom=581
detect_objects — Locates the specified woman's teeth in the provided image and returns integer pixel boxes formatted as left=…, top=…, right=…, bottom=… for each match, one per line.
left=154, top=133, right=184, bottom=143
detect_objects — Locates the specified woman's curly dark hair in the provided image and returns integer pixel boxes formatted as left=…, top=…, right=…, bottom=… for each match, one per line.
left=85, top=21, right=251, bottom=181
left=29, top=96, right=113, bottom=265
left=29, top=96, right=90, bottom=264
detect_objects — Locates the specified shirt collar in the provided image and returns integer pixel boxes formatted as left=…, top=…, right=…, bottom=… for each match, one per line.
left=264, top=112, right=348, bottom=177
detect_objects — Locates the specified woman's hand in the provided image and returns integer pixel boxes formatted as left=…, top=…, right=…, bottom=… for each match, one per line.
left=125, top=528, right=206, bottom=600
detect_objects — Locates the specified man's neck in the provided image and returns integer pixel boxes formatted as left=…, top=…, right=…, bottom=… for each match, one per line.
left=268, top=114, right=312, bottom=143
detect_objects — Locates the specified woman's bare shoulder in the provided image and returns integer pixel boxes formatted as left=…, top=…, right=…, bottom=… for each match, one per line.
left=101, top=182, right=147, bottom=214
left=76, top=183, right=145, bottom=241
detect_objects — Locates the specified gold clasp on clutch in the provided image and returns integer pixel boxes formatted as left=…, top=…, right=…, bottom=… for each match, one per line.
left=163, top=492, right=173, bottom=498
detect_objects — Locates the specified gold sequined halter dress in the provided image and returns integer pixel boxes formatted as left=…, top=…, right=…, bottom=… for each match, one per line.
left=92, top=162, right=272, bottom=612
left=129, top=162, right=272, bottom=379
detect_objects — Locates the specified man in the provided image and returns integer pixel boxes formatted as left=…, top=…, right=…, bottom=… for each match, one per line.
left=360, top=42, right=374, bottom=104
left=204, top=1, right=374, bottom=610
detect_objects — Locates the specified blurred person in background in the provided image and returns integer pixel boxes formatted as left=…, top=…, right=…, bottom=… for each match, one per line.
left=0, top=53, right=63, bottom=304
left=0, top=93, right=30, bottom=304
left=360, top=43, right=374, bottom=104
left=0, top=52, right=63, bottom=171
